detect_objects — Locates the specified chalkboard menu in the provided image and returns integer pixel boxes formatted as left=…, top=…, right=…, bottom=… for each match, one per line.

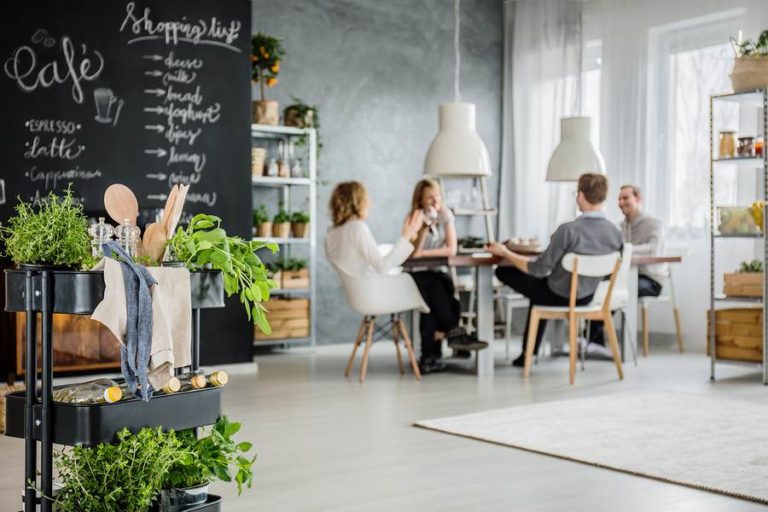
left=0, top=0, right=255, bottom=365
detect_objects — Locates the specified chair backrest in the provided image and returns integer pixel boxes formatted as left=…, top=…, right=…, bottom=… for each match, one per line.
left=593, top=244, right=632, bottom=309
left=561, top=251, right=622, bottom=310
left=329, top=261, right=430, bottom=316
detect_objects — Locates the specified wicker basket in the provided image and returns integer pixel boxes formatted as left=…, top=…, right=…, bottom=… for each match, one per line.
left=0, top=383, right=25, bottom=433
left=730, top=57, right=768, bottom=93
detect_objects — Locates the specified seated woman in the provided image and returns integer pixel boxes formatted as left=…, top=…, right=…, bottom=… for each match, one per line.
left=407, top=178, right=463, bottom=370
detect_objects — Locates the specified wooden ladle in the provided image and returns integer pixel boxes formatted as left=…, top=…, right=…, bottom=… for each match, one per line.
left=162, top=185, right=180, bottom=236
left=104, top=184, right=139, bottom=225
left=142, top=222, right=167, bottom=263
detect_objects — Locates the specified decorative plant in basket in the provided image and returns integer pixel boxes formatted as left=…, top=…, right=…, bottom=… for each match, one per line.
left=0, top=186, right=95, bottom=269
left=730, top=29, right=768, bottom=92
left=283, top=96, right=323, bottom=153
left=253, top=205, right=272, bottom=238
left=168, top=214, right=277, bottom=334
left=290, top=211, right=310, bottom=238
left=251, top=32, right=285, bottom=125
left=272, top=209, right=291, bottom=238
left=276, top=257, right=309, bottom=290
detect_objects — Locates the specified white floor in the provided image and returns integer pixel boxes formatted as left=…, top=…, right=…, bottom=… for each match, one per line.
left=2, top=340, right=767, bottom=511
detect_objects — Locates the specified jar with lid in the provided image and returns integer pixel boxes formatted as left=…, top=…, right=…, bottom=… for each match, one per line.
left=114, top=219, right=141, bottom=260
left=718, top=131, right=736, bottom=159
left=88, top=217, right=114, bottom=258
left=737, top=136, right=754, bottom=157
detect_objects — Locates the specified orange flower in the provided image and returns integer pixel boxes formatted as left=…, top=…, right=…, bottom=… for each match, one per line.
left=266, top=77, right=278, bottom=87
left=251, top=55, right=259, bottom=62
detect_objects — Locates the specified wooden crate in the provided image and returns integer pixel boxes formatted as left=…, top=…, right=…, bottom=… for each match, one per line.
left=281, top=269, right=310, bottom=290
left=0, top=383, right=24, bottom=433
left=256, top=298, right=310, bottom=340
left=723, top=272, right=763, bottom=297
left=707, top=308, right=763, bottom=362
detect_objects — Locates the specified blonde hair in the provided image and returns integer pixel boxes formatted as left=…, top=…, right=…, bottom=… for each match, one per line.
left=329, top=181, right=368, bottom=226
left=410, top=178, right=441, bottom=212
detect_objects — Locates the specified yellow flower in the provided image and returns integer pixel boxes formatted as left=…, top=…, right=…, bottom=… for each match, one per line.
left=266, top=77, right=278, bottom=87
left=270, top=61, right=280, bottom=73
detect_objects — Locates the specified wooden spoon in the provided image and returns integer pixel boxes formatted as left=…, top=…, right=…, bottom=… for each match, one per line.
left=104, top=184, right=139, bottom=225
left=167, top=184, right=189, bottom=237
left=161, top=185, right=179, bottom=236
left=142, top=222, right=167, bottom=263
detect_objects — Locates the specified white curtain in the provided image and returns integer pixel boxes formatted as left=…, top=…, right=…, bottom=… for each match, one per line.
left=499, top=0, right=584, bottom=243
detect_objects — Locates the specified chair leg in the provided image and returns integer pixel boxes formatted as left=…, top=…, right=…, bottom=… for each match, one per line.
left=568, top=313, right=577, bottom=385
left=359, top=317, right=376, bottom=383
left=397, top=319, right=422, bottom=380
left=345, top=317, right=368, bottom=378
left=582, top=319, right=590, bottom=371
left=524, top=310, right=540, bottom=379
left=673, top=307, right=685, bottom=353
left=505, top=300, right=513, bottom=362
left=642, top=306, right=650, bottom=357
left=604, top=313, right=624, bottom=380
left=392, top=316, right=404, bottom=375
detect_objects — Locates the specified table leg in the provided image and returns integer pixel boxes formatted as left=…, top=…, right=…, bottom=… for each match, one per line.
left=626, top=267, right=639, bottom=358
left=476, top=265, right=494, bottom=377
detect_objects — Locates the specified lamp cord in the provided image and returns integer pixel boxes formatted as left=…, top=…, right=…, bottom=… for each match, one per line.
left=453, top=0, right=461, bottom=102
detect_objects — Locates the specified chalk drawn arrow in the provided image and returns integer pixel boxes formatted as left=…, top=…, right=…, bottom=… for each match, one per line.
left=145, top=148, right=167, bottom=158
left=145, top=173, right=167, bottom=180
left=143, top=106, right=163, bottom=114
left=144, top=70, right=162, bottom=77
left=142, top=54, right=163, bottom=61
left=144, top=124, right=165, bottom=133
left=147, top=194, right=168, bottom=201
left=143, top=88, right=165, bottom=97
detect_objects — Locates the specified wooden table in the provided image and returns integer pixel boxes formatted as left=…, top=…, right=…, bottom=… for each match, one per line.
left=405, top=253, right=683, bottom=376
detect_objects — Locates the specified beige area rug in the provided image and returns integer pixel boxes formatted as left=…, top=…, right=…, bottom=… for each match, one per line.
left=415, top=392, right=768, bottom=504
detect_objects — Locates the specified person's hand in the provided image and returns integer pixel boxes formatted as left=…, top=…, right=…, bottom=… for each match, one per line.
left=485, top=241, right=511, bottom=258
left=402, top=210, right=424, bottom=240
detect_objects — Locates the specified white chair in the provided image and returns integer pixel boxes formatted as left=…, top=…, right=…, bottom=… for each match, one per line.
left=640, top=268, right=684, bottom=356
left=524, top=252, right=623, bottom=385
left=497, top=289, right=529, bottom=361
left=331, top=263, right=428, bottom=383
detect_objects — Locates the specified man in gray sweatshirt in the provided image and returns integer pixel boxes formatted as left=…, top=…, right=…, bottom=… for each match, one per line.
left=488, top=173, right=623, bottom=367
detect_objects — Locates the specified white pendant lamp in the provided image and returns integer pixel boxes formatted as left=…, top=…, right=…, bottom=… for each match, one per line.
left=424, top=0, right=490, bottom=177
left=546, top=117, right=605, bottom=182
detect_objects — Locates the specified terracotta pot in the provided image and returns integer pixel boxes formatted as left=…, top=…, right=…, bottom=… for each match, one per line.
left=272, top=222, right=291, bottom=238
left=256, top=222, right=272, bottom=238
left=252, top=100, right=279, bottom=125
left=291, top=222, right=308, bottom=238
left=730, top=57, right=768, bottom=93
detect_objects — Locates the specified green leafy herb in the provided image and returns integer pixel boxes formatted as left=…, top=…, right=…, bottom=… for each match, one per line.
left=0, top=186, right=94, bottom=268
left=253, top=205, right=270, bottom=225
left=274, top=257, right=307, bottom=272
left=162, top=416, right=257, bottom=496
left=54, top=427, right=185, bottom=512
left=273, top=209, right=290, bottom=224
left=732, top=29, right=768, bottom=57
left=290, top=211, right=310, bottom=224
left=168, top=214, right=278, bottom=333
left=738, top=259, right=763, bottom=273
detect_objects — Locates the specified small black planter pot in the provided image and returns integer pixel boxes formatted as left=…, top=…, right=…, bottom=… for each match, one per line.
left=155, top=482, right=210, bottom=511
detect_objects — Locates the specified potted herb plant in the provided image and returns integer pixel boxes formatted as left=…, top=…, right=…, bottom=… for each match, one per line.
left=272, top=209, right=291, bottom=238
left=290, top=211, right=310, bottom=238
left=724, top=259, right=764, bottom=298
left=168, top=214, right=277, bottom=334
left=279, top=257, right=309, bottom=289
left=251, top=32, right=285, bottom=125
left=0, top=187, right=94, bottom=269
left=283, top=96, right=322, bottom=153
left=266, top=262, right=282, bottom=290
left=730, top=29, right=768, bottom=92
left=253, top=205, right=272, bottom=238
left=159, top=416, right=256, bottom=511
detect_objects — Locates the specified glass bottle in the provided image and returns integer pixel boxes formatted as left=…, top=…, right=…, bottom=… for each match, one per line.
left=291, top=158, right=303, bottom=178
left=266, top=157, right=279, bottom=177
left=114, top=219, right=141, bottom=260
left=209, top=370, right=229, bottom=387
left=177, top=370, right=208, bottom=391
left=53, top=378, right=122, bottom=404
left=88, top=217, right=114, bottom=259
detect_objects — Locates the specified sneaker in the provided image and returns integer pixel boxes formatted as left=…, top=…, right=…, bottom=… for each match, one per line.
left=419, top=358, right=447, bottom=374
left=447, top=331, right=489, bottom=351
left=585, top=342, right=614, bottom=361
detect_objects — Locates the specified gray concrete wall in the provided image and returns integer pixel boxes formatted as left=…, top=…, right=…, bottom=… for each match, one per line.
left=251, top=0, right=503, bottom=344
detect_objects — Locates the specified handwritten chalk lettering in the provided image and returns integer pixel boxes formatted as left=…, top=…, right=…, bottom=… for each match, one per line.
left=165, top=84, right=203, bottom=105
left=120, top=3, right=242, bottom=51
left=144, top=102, right=221, bottom=125
left=168, top=170, right=202, bottom=187
left=165, top=123, right=203, bottom=145
left=167, top=146, right=206, bottom=172
left=3, top=35, right=104, bottom=104
left=164, top=51, right=203, bottom=70
left=162, top=69, right=196, bottom=85
left=26, top=119, right=80, bottom=134
left=27, top=165, right=102, bottom=189
left=184, top=191, right=217, bottom=207
left=24, top=135, right=85, bottom=160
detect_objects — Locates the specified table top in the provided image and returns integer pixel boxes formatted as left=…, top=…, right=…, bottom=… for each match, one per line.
left=403, top=253, right=683, bottom=269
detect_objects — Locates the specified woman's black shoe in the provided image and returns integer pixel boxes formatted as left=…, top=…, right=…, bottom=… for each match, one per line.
left=419, top=358, right=447, bottom=374
left=511, top=354, right=525, bottom=367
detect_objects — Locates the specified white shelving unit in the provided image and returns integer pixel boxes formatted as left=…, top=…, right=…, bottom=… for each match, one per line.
left=708, top=89, right=767, bottom=384
left=251, top=124, right=317, bottom=350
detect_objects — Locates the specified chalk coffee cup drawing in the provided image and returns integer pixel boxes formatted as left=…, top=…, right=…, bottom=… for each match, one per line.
left=93, top=88, right=124, bottom=126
